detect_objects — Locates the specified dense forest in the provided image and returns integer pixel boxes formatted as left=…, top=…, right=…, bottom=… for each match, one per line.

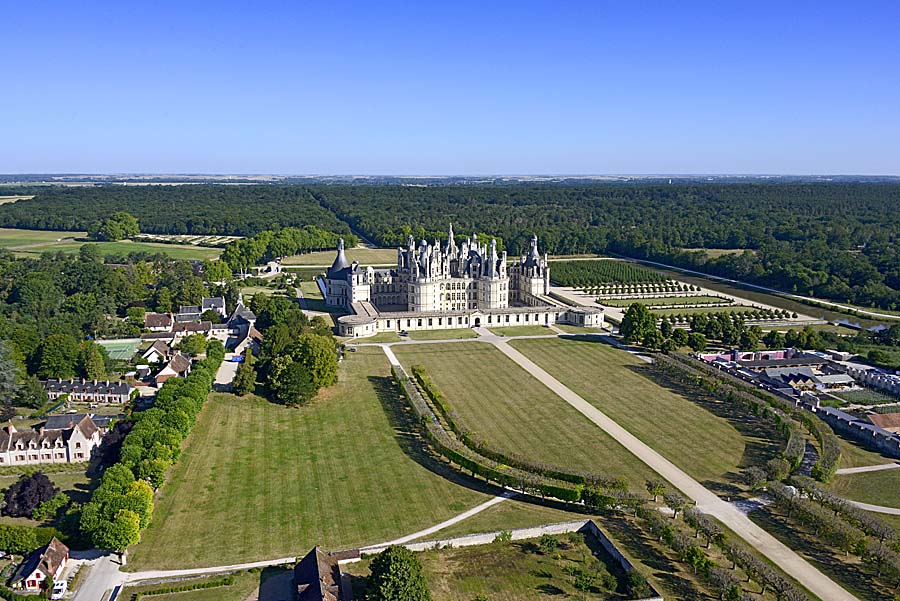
left=4, top=183, right=900, bottom=309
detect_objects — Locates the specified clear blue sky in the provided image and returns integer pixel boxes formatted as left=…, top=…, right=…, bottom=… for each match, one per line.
left=4, top=1, right=899, bottom=175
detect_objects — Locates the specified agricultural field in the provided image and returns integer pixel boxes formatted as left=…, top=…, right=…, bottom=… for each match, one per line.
left=0, top=195, right=34, bottom=204
left=128, top=347, right=491, bottom=570
left=552, top=259, right=667, bottom=286
left=680, top=247, right=752, bottom=258
left=346, top=531, right=638, bottom=601
left=0, top=228, right=222, bottom=260
left=392, top=342, right=658, bottom=490
left=282, top=247, right=398, bottom=266
left=508, top=337, right=781, bottom=489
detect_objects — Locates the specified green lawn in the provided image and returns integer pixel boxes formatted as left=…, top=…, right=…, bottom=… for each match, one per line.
left=488, top=325, right=555, bottom=337
left=348, top=532, right=634, bottom=601
left=836, top=437, right=897, bottom=469
left=392, top=343, right=657, bottom=490
left=829, top=468, right=900, bottom=508
left=0, top=227, right=82, bottom=246
left=508, top=337, right=779, bottom=489
left=282, top=247, right=397, bottom=265
left=407, top=328, right=478, bottom=341
left=418, top=498, right=593, bottom=540
left=128, top=347, right=491, bottom=570
left=346, top=332, right=402, bottom=343
left=553, top=323, right=604, bottom=334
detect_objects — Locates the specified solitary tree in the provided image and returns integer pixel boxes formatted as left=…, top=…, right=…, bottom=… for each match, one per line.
left=620, top=303, right=656, bottom=343
left=646, top=479, right=666, bottom=502
left=664, top=492, right=688, bottom=519
left=365, top=545, right=431, bottom=601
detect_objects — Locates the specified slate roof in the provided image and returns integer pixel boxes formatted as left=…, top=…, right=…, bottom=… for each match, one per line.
left=202, top=297, right=225, bottom=311
left=294, top=547, right=341, bottom=601
left=327, top=239, right=352, bottom=278
left=44, top=379, right=131, bottom=396
left=9, top=537, right=68, bottom=586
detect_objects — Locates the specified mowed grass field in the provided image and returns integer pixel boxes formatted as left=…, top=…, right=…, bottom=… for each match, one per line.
left=508, top=338, right=777, bottom=487
left=282, top=247, right=397, bottom=265
left=829, top=468, right=900, bottom=508
left=407, top=328, right=478, bottom=340
left=0, top=228, right=221, bottom=260
left=128, top=347, right=491, bottom=570
left=392, top=343, right=657, bottom=489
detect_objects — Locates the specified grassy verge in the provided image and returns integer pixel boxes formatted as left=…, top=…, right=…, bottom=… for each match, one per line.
left=117, top=568, right=284, bottom=601
left=392, top=342, right=658, bottom=489
left=509, top=337, right=780, bottom=491
left=488, top=325, right=555, bottom=337
left=128, top=347, right=491, bottom=570
left=407, top=328, right=478, bottom=341
left=829, top=468, right=900, bottom=508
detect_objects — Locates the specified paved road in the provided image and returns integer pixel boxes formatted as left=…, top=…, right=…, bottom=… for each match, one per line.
left=835, top=462, right=900, bottom=475
left=847, top=500, right=900, bottom=515
left=485, top=337, right=858, bottom=601
left=365, top=490, right=517, bottom=548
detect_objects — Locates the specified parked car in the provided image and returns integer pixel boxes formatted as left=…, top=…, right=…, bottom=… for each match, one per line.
left=50, top=580, right=67, bottom=600
left=399, top=330, right=409, bottom=337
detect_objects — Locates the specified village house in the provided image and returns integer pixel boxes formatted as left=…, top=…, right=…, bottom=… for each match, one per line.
left=43, top=379, right=133, bottom=404
left=202, top=296, right=227, bottom=318
left=0, top=415, right=101, bottom=466
left=143, top=311, right=173, bottom=332
left=8, top=537, right=69, bottom=592
left=141, top=340, right=172, bottom=364
left=154, top=352, right=192, bottom=387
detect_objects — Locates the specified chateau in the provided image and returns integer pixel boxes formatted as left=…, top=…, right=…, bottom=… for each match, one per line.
left=324, top=226, right=602, bottom=337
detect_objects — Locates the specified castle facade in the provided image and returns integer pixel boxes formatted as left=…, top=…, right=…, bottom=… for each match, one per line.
left=323, top=225, right=602, bottom=337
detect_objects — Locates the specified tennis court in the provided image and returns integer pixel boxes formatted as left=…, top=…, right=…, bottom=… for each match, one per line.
left=96, top=338, right=141, bottom=361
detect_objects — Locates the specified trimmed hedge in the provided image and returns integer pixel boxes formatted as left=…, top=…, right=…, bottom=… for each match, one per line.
left=658, top=353, right=843, bottom=482
left=81, top=341, right=226, bottom=549
left=133, top=575, right=235, bottom=599
left=393, top=366, right=584, bottom=503
left=410, top=364, right=621, bottom=489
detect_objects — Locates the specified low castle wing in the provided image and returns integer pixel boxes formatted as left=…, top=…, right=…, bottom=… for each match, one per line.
left=323, top=225, right=601, bottom=337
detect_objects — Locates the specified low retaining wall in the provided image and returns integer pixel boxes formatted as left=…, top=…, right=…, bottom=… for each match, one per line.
left=813, top=405, right=900, bottom=459
left=348, top=519, right=663, bottom=601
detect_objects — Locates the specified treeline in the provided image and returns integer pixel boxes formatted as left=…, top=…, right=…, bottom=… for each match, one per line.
left=0, top=185, right=354, bottom=236
left=220, top=226, right=358, bottom=272
left=7, top=183, right=900, bottom=310
left=79, top=342, right=224, bottom=551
